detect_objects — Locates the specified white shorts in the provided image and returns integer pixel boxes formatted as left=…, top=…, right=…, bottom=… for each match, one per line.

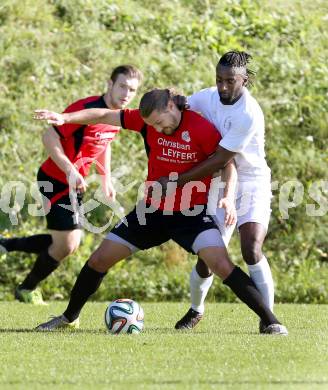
left=207, top=178, right=272, bottom=247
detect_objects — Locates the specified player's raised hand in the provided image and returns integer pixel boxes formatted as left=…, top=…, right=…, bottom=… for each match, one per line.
left=34, top=110, right=65, bottom=126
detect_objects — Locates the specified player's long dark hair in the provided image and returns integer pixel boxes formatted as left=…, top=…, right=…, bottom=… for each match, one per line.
left=217, top=51, right=256, bottom=84
left=139, top=88, right=178, bottom=118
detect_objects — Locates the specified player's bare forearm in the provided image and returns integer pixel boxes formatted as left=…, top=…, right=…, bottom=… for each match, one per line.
left=63, top=109, right=121, bottom=126
left=177, top=145, right=236, bottom=186
left=96, top=143, right=112, bottom=177
left=42, top=127, right=75, bottom=175
left=221, top=160, right=237, bottom=199
left=96, top=144, right=116, bottom=200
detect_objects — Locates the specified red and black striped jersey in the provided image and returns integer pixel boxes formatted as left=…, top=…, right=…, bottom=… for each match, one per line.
left=41, top=95, right=119, bottom=183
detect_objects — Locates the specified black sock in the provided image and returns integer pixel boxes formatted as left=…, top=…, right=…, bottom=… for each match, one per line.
left=19, top=251, right=60, bottom=290
left=1, top=234, right=52, bottom=254
left=64, top=262, right=107, bottom=322
left=223, top=266, right=280, bottom=326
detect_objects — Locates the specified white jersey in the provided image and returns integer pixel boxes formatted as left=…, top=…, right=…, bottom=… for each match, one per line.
left=188, top=87, right=271, bottom=182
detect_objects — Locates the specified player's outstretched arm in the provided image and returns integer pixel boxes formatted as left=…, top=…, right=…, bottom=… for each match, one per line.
left=34, top=108, right=122, bottom=127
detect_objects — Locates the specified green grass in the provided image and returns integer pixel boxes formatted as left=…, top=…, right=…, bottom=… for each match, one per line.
left=0, top=302, right=327, bottom=389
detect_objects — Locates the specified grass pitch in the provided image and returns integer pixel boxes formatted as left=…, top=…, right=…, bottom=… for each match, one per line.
left=0, top=302, right=327, bottom=390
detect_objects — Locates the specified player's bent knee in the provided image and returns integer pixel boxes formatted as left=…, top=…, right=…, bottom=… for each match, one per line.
left=48, top=245, right=70, bottom=261
left=64, top=241, right=80, bottom=256
left=88, top=250, right=113, bottom=273
left=49, top=231, right=81, bottom=260
left=53, top=242, right=79, bottom=259
left=241, top=240, right=263, bottom=264
left=88, top=240, right=130, bottom=273
left=198, top=247, right=234, bottom=280
left=196, top=257, right=212, bottom=278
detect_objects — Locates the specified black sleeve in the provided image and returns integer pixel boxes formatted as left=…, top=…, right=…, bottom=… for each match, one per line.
left=52, top=125, right=64, bottom=138
left=120, top=110, right=126, bottom=129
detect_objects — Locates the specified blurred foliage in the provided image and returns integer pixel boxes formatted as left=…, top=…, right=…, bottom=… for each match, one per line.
left=0, top=0, right=327, bottom=303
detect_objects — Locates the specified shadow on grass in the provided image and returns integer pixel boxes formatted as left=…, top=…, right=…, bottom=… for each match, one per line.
left=0, top=327, right=257, bottom=335
left=144, top=327, right=257, bottom=335
left=0, top=327, right=174, bottom=335
left=0, top=328, right=106, bottom=334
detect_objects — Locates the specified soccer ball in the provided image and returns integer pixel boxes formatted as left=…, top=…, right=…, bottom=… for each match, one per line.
left=104, top=299, right=144, bottom=334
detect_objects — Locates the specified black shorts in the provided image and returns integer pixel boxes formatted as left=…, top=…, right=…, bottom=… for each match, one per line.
left=107, top=202, right=224, bottom=254
left=37, top=169, right=83, bottom=231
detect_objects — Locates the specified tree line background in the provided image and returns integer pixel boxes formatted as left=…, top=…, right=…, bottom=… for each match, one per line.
left=0, top=0, right=327, bottom=302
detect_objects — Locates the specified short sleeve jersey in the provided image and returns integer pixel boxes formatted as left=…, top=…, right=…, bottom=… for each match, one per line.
left=188, top=87, right=271, bottom=181
left=121, top=109, right=221, bottom=211
left=41, top=96, right=120, bottom=184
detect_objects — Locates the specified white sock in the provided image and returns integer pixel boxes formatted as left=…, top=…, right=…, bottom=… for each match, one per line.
left=190, top=266, right=214, bottom=314
left=247, top=256, right=274, bottom=311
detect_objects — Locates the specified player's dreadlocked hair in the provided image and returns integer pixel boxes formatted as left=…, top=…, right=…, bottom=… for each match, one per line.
left=217, top=51, right=256, bottom=83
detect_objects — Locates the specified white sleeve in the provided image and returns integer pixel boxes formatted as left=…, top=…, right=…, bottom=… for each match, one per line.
left=187, top=90, right=207, bottom=113
left=219, top=114, right=255, bottom=152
